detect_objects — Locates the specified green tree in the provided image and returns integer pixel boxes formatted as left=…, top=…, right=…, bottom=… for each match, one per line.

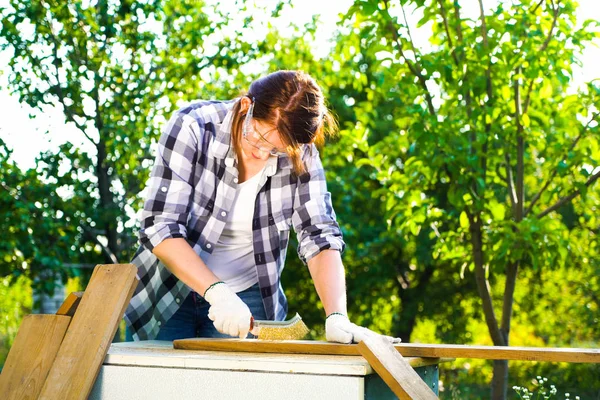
left=0, top=0, right=298, bottom=368
left=342, top=0, right=600, bottom=398
left=0, top=138, right=81, bottom=292
left=265, top=18, right=479, bottom=343
left=2, top=0, right=598, bottom=394
left=0, top=0, right=266, bottom=281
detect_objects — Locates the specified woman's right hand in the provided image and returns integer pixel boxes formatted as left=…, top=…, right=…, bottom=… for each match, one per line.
left=204, top=282, right=252, bottom=339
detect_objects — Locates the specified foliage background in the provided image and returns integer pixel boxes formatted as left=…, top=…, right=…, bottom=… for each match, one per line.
left=0, top=0, right=598, bottom=397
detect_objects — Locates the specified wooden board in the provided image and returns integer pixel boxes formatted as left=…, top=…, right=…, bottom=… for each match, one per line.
left=0, top=314, right=71, bottom=400
left=38, top=264, right=138, bottom=400
left=358, top=336, right=437, bottom=400
left=56, top=291, right=83, bottom=317
left=173, top=339, right=600, bottom=363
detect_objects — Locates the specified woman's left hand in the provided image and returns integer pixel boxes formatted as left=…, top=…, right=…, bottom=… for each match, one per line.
left=325, top=313, right=402, bottom=344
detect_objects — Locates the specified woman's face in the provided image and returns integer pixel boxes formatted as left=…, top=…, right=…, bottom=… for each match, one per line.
left=241, top=119, right=286, bottom=161
left=239, top=97, right=288, bottom=161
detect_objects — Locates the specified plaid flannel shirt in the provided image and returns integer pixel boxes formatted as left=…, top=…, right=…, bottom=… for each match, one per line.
left=124, top=99, right=345, bottom=341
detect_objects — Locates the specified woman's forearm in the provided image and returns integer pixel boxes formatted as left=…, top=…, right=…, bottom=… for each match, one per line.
left=307, top=249, right=348, bottom=316
left=152, top=237, right=221, bottom=296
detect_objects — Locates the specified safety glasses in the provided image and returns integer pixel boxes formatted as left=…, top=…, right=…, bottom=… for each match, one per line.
left=242, top=99, right=288, bottom=157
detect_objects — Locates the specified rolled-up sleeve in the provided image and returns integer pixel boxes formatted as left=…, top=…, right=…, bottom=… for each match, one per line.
left=292, top=145, right=346, bottom=264
left=139, top=112, right=200, bottom=252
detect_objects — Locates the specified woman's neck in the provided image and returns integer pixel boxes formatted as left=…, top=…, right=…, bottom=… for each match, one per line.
left=237, top=152, right=269, bottom=183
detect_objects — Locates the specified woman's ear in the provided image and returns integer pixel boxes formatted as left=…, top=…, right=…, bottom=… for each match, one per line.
left=239, top=96, right=251, bottom=114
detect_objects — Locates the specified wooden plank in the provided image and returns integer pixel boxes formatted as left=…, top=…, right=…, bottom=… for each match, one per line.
left=358, top=336, right=437, bottom=400
left=0, top=314, right=71, bottom=400
left=39, top=264, right=138, bottom=400
left=56, top=291, right=84, bottom=317
left=173, top=339, right=600, bottom=363
left=395, top=343, right=600, bottom=363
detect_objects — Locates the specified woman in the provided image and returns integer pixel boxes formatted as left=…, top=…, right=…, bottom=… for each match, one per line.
left=124, top=70, right=397, bottom=344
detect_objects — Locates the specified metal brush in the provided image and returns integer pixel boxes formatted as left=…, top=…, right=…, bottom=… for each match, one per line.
left=249, top=313, right=309, bottom=340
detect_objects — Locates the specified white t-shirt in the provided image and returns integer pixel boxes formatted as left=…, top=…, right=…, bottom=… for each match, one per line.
left=201, top=167, right=265, bottom=292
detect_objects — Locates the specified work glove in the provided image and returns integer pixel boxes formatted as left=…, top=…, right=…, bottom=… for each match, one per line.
left=325, top=313, right=402, bottom=344
left=204, top=282, right=252, bottom=339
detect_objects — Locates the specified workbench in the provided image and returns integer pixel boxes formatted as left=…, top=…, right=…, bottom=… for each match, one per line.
left=89, top=340, right=442, bottom=399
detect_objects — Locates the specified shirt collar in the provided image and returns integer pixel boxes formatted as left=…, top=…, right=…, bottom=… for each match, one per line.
left=212, top=107, right=235, bottom=160
left=277, top=144, right=311, bottom=171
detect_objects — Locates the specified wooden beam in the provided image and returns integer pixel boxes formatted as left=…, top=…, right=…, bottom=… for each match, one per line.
left=0, top=315, right=71, bottom=400
left=38, top=264, right=138, bottom=400
left=173, top=339, right=600, bottom=363
left=358, top=336, right=437, bottom=399
left=56, top=291, right=84, bottom=317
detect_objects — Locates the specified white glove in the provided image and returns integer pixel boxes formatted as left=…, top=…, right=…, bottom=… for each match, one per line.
left=204, top=282, right=252, bottom=339
left=325, top=313, right=402, bottom=344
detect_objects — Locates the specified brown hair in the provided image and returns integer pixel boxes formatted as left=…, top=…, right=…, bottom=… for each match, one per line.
left=230, top=70, right=337, bottom=175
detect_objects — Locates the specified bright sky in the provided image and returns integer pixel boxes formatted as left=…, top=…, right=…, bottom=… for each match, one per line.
left=0, top=0, right=598, bottom=171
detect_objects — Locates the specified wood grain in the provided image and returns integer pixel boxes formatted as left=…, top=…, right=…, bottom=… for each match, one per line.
left=358, top=336, right=437, bottom=399
left=56, top=291, right=84, bottom=317
left=38, top=264, right=138, bottom=400
left=0, top=314, right=71, bottom=400
left=173, top=339, right=600, bottom=363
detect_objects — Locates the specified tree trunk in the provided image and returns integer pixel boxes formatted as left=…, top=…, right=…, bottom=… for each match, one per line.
left=491, top=360, right=508, bottom=399
left=394, top=307, right=418, bottom=343
left=394, top=262, right=435, bottom=342
left=489, top=260, right=519, bottom=399
left=96, top=140, right=119, bottom=263
left=468, top=211, right=509, bottom=399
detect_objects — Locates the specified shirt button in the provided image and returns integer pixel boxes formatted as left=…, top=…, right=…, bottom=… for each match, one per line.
left=221, top=211, right=227, bottom=217
left=175, top=297, right=181, bottom=304
left=157, top=321, right=162, bottom=326
left=206, top=243, right=212, bottom=249
left=233, top=178, right=239, bottom=183
left=161, top=186, right=167, bottom=193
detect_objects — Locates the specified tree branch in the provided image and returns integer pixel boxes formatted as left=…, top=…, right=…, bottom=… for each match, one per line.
left=540, top=0, right=560, bottom=54
left=467, top=210, right=505, bottom=346
left=382, top=0, right=436, bottom=116
left=400, top=2, right=417, bottom=56
left=43, top=16, right=97, bottom=145
left=530, top=0, right=545, bottom=14
left=81, top=225, right=118, bottom=263
left=438, top=0, right=460, bottom=66
left=525, top=112, right=599, bottom=216
left=478, top=0, right=493, bottom=181
left=500, top=261, right=519, bottom=345
left=536, top=169, right=600, bottom=219
left=453, top=2, right=464, bottom=43
left=513, top=67, right=525, bottom=222
left=478, top=0, right=493, bottom=107
left=522, top=1, right=560, bottom=114
left=522, top=80, right=535, bottom=115
left=504, top=153, right=518, bottom=215
left=450, top=3, right=474, bottom=122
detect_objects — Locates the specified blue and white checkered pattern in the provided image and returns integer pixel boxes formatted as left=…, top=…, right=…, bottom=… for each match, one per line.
left=124, top=99, right=345, bottom=341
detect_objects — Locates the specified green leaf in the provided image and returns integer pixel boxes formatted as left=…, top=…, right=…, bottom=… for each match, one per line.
left=460, top=211, right=469, bottom=228
left=540, top=80, right=553, bottom=98
left=489, top=202, right=506, bottom=221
